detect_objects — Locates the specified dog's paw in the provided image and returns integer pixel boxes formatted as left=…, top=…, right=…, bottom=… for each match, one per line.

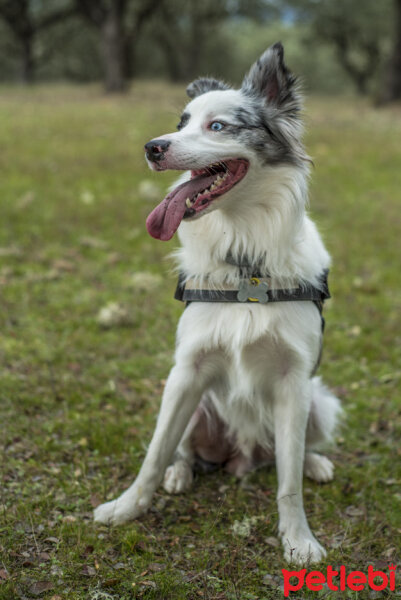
left=282, top=533, right=327, bottom=565
left=163, top=460, right=193, bottom=494
left=304, top=452, right=334, bottom=483
left=94, top=487, right=152, bottom=525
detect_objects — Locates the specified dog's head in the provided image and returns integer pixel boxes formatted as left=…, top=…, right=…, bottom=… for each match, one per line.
left=145, top=42, right=304, bottom=241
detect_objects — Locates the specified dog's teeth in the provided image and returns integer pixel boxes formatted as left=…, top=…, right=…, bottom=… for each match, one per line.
left=185, top=198, right=192, bottom=208
left=210, top=184, right=216, bottom=191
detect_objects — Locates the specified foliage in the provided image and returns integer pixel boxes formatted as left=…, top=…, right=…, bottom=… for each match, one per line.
left=284, top=0, right=394, bottom=95
left=0, top=0, right=75, bottom=82
left=0, top=0, right=397, bottom=98
left=0, top=83, right=400, bottom=599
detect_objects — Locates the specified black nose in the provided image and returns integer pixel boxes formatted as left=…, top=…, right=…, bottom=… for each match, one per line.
left=144, top=139, right=171, bottom=162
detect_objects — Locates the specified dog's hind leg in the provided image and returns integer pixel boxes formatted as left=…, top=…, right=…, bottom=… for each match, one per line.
left=94, top=360, right=211, bottom=525
left=304, top=452, right=334, bottom=483
left=304, top=377, right=342, bottom=483
left=163, top=392, right=233, bottom=493
left=163, top=410, right=198, bottom=494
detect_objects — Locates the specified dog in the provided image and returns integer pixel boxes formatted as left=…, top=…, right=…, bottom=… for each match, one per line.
left=94, top=42, right=341, bottom=565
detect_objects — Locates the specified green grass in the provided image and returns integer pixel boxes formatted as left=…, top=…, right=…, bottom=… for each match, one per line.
left=0, top=83, right=400, bottom=600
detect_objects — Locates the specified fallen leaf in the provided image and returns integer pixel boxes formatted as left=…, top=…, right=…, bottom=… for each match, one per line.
left=103, top=578, right=119, bottom=587
left=17, top=190, right=35, bottom=209
left=0, top=245, right=22, bottom=257
left=62, top=515, right=76, bottom=523
left=148, top=563, right=165, bottom=572
left=348, top=325, right=361, bottom=337
left=29, top=581, right=55, bottom=596
left=106, top=252, right=121, bottom=265
left=130, top=271, right=162, bottom=292
left=140, top=580, right=156, bottom=589
left=22, top=559, right=36, bottom=567
left=38, top=552, right=51, bottom=562
left=80, top=235, right=107, bottom=249
left=97, top=302, right=131, bottom=328
left=138, top=179, right=160, bottom=201
left=0, top=569, right=8, bottom=580
left=384, top=546, right=396, bottom=558
left=345, top=505, right=364, bottom=518
left=81, top=565, right=96, bottom=577
left=264, top=536, right=279, bottom=548
left=80, top=190, right=95, bottom=205
left=52, top=259, right=75, bottom=272
left=44, top=537, right=60, bottom=544
left=90, top=494, right=101, bottom=508
left=82, top=545, right=94, bottom=558
left=135, top=541, right=147, bottom=552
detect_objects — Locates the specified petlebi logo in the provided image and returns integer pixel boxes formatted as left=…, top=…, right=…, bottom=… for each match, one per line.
left=282, top=564, right=397, bottom=597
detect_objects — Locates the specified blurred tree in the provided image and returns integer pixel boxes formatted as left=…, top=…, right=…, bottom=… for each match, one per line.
left=75, top=0, right=159, bottom=93
left=285, top=0, right=393, bottom=95
left=156, top=0, right=228, bottom=81
left=0, top=0, right=75, bottom=83
left=381, top=0, right=401, bottom=102
left=142, top=0, right=278, bottom=82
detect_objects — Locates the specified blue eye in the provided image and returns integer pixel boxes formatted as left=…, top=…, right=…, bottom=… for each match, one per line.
left=210, top=121, right=225, bottom=131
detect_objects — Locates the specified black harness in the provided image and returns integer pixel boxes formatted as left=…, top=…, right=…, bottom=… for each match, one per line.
left=174, top=258, right=330, bottom=373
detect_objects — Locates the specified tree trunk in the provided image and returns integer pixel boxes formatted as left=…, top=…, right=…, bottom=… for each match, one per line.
left=159, top=33, right=184, bottom=81
left=123, top=36, right=134, bottom=80
left=21, top=32, right=35, bottom=84
left=354, top=72, right=368, bottom=96
left=186, top=14, right=203, bottom=79
left=382, top=0, right=401, bottom=102
left=101, top=2, right=125, bottom=93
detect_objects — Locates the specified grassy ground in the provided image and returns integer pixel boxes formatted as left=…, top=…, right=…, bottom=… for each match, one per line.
left=0, top=82, right=400, bottom=600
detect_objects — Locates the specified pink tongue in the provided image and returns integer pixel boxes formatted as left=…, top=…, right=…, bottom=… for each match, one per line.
left=146, top=174, right=215, bottom=241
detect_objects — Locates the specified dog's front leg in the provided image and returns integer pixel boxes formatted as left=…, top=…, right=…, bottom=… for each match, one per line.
left=273, top=375, right=326, bottom=564
left=94, top=363, right=204, bottom=525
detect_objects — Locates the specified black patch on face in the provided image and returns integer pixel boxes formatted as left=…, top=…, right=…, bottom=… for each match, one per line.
left=220, top=104, right=300, bottom=166
left=177, top=112, right=190, bottom=130
left=224, top=43, right=306, bottom=166
left=177, top=44, right=307, bottom=167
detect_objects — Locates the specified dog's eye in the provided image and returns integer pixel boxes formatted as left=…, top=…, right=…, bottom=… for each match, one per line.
left=210, top=121, right=225, bottom=132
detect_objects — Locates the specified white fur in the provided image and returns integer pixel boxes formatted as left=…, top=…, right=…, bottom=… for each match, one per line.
left=94, top=86, right=341, bottom=565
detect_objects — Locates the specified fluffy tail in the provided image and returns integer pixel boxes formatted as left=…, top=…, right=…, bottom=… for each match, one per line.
left=306, top=377, right=343, bottom=448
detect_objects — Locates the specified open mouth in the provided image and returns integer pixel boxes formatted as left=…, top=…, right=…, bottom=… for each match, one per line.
left=146, top=158, right=249, bottom=241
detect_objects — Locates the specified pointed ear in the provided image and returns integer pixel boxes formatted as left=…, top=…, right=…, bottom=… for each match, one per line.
left=241, top=42, right=298, bottom=107
left=186, top=77, right=230, bottom=99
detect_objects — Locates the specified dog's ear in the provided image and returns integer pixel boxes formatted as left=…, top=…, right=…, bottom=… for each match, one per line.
left=186, top=77, right=230, bottom=99
left=241, top=42, right=297, bottom=107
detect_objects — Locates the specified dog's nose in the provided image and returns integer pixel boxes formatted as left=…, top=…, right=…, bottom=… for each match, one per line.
left=144, top=139, right=171, bottom=162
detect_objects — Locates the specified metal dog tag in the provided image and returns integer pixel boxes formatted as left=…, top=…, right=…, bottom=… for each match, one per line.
left=237, top=278, right=269, bottom=303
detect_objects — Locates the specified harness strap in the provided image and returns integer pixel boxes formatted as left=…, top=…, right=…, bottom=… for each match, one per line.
left=175, top=269, right=330, bottom=308
left=174, top=269, right=330, bottom=376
